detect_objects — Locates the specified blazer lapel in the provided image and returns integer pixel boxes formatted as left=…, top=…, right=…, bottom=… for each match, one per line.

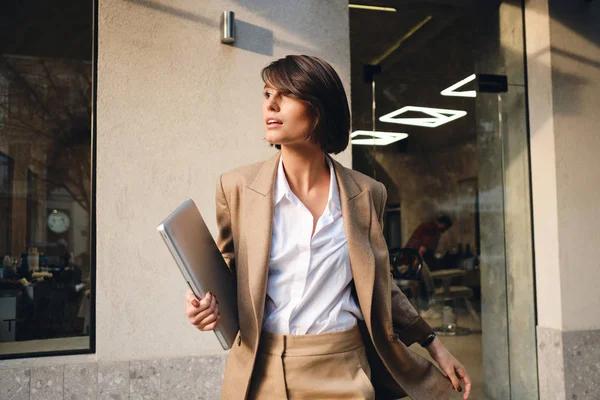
left=244, top=152, right=280, bottom=336
left=243, top=154, right=377, bottom=336
left=331, top=157, right=376, bottom=331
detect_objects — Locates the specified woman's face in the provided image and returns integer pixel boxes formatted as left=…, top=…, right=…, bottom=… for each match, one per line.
left=262, top=84, right=314, bottom=148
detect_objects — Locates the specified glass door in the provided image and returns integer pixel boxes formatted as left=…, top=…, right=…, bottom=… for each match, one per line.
left=349, top=1, right=537, bottom=398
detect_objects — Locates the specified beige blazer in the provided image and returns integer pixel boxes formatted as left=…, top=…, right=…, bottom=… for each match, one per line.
left=216, top=152, right=451, bottom=400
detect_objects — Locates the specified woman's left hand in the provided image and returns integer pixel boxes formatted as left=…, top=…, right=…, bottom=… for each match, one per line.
left=426, top=337, right=471, bottom=399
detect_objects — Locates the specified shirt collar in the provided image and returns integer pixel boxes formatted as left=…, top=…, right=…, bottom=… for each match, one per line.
left=274, top=156, right=292, bottom=206
left=274, top=155, right=341, bottom=212
left=325, top=156, right=342, bottom=212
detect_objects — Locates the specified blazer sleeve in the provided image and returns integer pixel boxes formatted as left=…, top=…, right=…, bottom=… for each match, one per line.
left=377, top=182, right=434, bottom=346
left=216, top=174, right=235, bottom=274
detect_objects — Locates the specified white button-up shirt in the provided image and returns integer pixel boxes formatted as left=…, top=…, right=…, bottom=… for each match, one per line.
left=262, top=156, right=364, bottom=335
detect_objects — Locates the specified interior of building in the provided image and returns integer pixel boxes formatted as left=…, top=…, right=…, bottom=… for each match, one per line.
left=349, top=1, right=531, bottom=397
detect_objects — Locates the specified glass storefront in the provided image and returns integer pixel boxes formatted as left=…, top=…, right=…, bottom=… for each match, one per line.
left=0, top=0, right=94, bottom=357
left=0, top=2, right=541, bottom=397
left=350, top=1, right=537, bottom=398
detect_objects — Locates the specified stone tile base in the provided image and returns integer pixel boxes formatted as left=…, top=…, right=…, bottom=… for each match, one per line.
left=0, top=355, right=227, bottom=400
left=537, top=327, right=566, bottom=400
left=563, top=330, right=600, bottom=400
left=538, top=326, right=600, bottom=400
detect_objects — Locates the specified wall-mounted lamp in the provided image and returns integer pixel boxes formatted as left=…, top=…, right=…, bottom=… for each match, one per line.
left=221, top=11, right=235, bottom=44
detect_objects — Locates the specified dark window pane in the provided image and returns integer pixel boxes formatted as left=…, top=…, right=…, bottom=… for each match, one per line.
left=0, top=0, right=93, bottom=357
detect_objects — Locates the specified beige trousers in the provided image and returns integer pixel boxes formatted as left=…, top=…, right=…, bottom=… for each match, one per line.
left=248, top=325, right=375, bottom=400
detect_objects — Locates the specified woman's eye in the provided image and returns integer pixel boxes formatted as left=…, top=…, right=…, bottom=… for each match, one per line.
left=263, top=92, right=271, bottom=98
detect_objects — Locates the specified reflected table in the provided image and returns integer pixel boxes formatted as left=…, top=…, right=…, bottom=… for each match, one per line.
left=430, top=269, right=474, bottom=336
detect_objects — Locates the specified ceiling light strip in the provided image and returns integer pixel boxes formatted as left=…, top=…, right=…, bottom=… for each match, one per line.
left=349, top=4, right=397, bottom=12
left=371, top=15, right=433, bottom=65
left=441, top=74, right=477, bottom=98
left=379, top=106, right=467, bottom=128
left=350, top=130, right=408, bottom=146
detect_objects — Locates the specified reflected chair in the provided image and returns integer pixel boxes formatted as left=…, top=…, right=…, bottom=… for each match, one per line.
left=389, top=248, right=424, bottom=306
left=390, top=248, right=480, bottom=335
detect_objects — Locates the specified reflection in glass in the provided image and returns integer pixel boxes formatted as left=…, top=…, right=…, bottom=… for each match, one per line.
left=350, top=2, right=534, bottom=398
left=0, top=1, right=93, bottom=357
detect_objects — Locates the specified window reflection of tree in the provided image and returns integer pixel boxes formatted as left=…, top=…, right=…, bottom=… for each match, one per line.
left=0, top=54, right=93, bottom=342
left=0, top=55, right=92, bottom=214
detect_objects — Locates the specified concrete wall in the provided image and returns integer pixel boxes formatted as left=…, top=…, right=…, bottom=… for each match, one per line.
left=98, top=0, right=352, bottom=361
left=549, top=1, right=600, bottom=332
left=527, top=0, right=600, bottom=332
left=528, top=0, right=600, bottom=334
left=0, top=0, right=351, bottom=373
left=526, top=0, right=600, bottom=398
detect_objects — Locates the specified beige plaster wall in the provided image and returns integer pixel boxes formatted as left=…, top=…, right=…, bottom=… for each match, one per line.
left=549, top=2, right=600, bottom=331
left=525, top=0, right=563, bottom=331
left=526, top=0, right=600, bottom=331
left=90, top=0, right=351, bottom=362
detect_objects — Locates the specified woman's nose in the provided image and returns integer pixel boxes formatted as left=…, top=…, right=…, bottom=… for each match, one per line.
left=267, top=97, right=279, bottom=112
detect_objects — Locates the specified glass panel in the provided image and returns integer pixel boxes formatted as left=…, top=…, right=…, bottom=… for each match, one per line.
left=0, top=0, right=93, bottom=357
left=0, top=153, right=14, bottom=258
left=350, top=1, right=536, bottom=398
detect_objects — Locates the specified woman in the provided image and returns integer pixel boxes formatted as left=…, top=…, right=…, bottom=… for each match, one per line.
left=185, top=55, right=471, bottom=400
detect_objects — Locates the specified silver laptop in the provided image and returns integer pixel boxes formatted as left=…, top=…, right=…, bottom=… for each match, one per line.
left=157, top=199, right=238, bottom=350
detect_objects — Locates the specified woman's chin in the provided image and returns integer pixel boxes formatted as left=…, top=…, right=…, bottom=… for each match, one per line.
left=265, top=134, right=282, bottom=146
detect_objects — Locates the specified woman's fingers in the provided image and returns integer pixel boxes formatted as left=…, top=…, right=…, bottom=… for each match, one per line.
left=198, top=309, right=219, bottom=330
left=185, top=292, right=199, bottom=318
left=201, top=315, right=220, bottom=331
left=185, top=291, right=212, bottom=317
left=192, top=295, right=219, bottom=330
left=185, top=291, right=220, bottom=331
left=192, top=302, right=219, bottom=326
left=197, top=304, right=220, bottom=330
left=198, top=292, right=213, bottom=309
left=184, top=289, right=196, bottom=305
left=445, top=366, right=462, bottom=393
left=457, top=365, right=471, bottom=399
left=185, top=290, right=203, bottom=307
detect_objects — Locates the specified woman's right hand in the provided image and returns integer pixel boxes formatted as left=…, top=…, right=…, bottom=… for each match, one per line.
left=185, top=289, right=220, bottom=331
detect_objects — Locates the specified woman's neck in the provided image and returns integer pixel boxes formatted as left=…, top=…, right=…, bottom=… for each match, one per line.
left=280, top=146, right=329, bottom=195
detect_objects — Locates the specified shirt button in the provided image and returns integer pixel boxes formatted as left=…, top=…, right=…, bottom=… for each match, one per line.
left=389, top=333, right=399, bottom=342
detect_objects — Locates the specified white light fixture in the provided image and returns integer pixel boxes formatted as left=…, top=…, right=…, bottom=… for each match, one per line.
left=349, top=4, right=397, bottom=12
left=441, top=74, right=476, bottom=98
left=379, top=106, right=467, bottom=128
left=353, top=62, right=408, bottom=147
left=351, top=130, right=408, bottom=146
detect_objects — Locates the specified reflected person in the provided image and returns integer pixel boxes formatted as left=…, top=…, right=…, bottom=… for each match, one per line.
left=404, top=216, right=453, bottom=315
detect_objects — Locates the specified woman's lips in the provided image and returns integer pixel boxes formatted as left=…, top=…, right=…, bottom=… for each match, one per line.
left=266, top=119, right=283, bottom=128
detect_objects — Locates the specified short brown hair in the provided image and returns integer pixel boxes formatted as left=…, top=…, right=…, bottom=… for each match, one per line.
left=261, top=55, right=350, bottom=154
